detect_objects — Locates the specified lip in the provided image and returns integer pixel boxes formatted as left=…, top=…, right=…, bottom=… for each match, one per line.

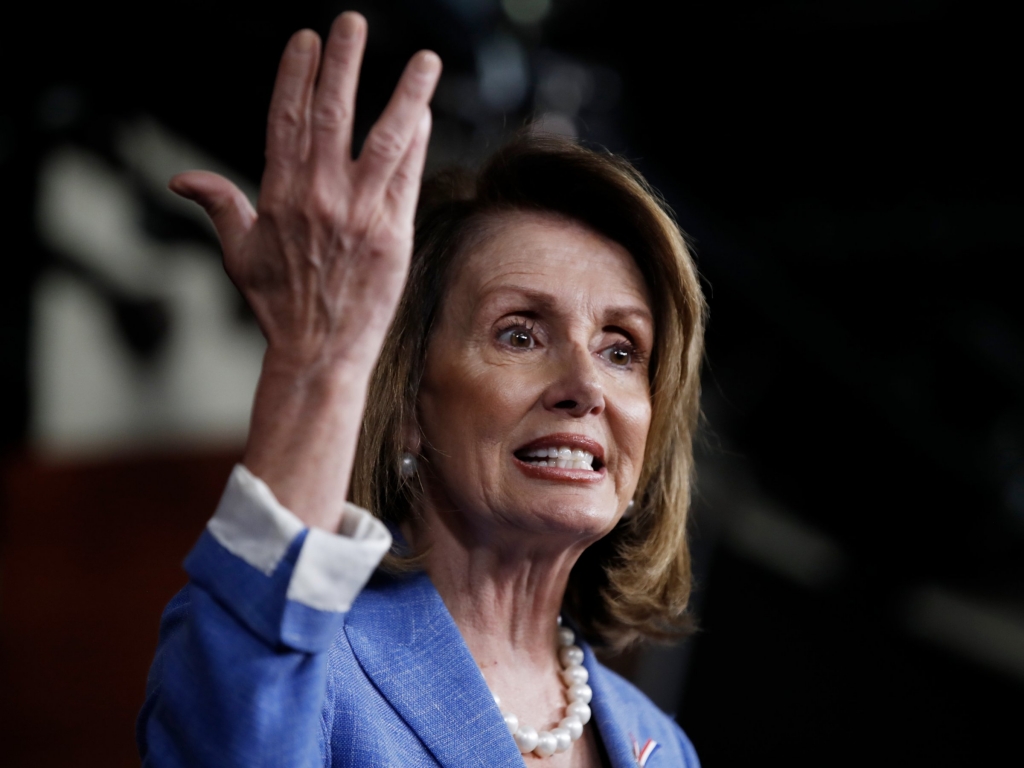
left=512, top=432, right=606, bottom=483
left=514, top=433, right=605, bottom=462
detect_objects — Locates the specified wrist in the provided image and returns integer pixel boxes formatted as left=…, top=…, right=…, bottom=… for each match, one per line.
left=259, top=344, right=375, bottom=398
left=242, top=349, right=373, bottom=532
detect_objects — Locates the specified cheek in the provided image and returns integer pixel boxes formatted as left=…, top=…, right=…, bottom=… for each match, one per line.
left=419, top=361, right=534, bottom=462
left=613, top=388, right=653, bottom=473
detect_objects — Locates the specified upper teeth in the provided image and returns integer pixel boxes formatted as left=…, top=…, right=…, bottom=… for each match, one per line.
left=522, top=446, right=596, bottom=471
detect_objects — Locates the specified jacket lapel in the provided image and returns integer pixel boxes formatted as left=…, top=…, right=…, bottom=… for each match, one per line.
left=344, top=572, right=525, bottom=768
left=584, top=643, right=646, bottom=768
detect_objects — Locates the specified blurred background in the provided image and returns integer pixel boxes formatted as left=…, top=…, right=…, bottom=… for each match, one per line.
left=1, top=0, right=1021, bottom=765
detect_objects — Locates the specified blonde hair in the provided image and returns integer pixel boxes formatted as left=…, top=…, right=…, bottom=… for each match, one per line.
left=351, top=134, right=706, bottom=649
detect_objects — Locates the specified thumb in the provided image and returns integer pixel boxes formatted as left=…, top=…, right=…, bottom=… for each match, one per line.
left=169, top=171, right=256, bottom=255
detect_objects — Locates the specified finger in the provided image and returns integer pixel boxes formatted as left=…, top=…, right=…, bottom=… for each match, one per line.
left=384, top=109, right=432, bottom=227
left=264, top=30, right=321, bottom=179
left=355, top=50, right=441, bottom=205
left=169, top=171, right=256, bottom=256
left=310, top=12, right=367, bottom=168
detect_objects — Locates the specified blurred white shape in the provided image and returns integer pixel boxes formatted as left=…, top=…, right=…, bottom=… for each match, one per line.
left=905, top=587, right=1024, bottom=683
left=727, top=502, right=846, bottom=589
left=477, top=34, right=529, bottom=112
left=502, top=0, right=551, bottom=25
left=118, top=117, right=259, bottom=226
left=38, top=148, right=153, bottom=293
left=536, top=60, right=593, bottom=116
left=32, top=257, right=264, bottom=455
left=31, top=126, right=265, bottom=458
left=531, top=112, right=577, bottom=139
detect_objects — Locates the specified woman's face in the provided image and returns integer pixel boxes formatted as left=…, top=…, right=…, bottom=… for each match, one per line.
left=416, top=211, right=653, bottom=545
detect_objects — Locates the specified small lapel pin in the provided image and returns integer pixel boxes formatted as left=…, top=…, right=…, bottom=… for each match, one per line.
left=630, top=734, right=659, bottom=766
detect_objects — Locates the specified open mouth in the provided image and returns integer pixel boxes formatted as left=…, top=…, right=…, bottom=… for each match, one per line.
left=514, top=445, right=603, bottom=471
left=512, top=434, right=606, bottom=474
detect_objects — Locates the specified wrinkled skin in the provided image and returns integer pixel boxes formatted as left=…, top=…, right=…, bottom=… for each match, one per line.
left=175, top=12, right=651, bottom=765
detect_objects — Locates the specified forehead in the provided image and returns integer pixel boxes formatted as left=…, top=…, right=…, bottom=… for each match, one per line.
left=447, top=210, right=652, bottom=317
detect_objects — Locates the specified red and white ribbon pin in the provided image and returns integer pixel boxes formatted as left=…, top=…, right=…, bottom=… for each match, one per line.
left=630, top=735, right=659, bottom=766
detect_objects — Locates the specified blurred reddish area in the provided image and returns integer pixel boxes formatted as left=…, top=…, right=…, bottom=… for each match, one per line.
left=0, top=449, right=240, bottom=767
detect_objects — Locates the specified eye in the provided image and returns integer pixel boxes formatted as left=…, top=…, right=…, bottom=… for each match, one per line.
left=498, top=326, right=537, bottom=349
left=601, top=344, right=634, bottom=367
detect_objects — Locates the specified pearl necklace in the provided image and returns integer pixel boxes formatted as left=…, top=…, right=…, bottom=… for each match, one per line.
left=489, top=618, right=593, bottom=758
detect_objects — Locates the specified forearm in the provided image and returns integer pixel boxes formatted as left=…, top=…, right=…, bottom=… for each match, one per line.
left=175, top=15, right=436, bottom=533
left=243, top=350, right=373, bottom=532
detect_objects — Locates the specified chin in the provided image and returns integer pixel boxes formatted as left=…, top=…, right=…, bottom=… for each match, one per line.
left=522, top=497, right=617, bottom=538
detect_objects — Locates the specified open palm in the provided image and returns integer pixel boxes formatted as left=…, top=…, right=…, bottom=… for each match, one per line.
left=171, top=12, right=441, bottom=373
left=167, top=12, right=441, bottom=529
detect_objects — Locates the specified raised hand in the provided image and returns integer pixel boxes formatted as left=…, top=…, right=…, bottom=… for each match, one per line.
left=172, top=12, right=440, bottom=371
left=169, top=13, right=442, bottom=530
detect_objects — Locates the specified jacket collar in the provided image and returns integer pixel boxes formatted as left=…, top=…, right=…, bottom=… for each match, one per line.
left=344, top=572, right=525, bottom=767
left=584, top=642, right=650, bottom=767
left=345, top=571, right=641, bottom=768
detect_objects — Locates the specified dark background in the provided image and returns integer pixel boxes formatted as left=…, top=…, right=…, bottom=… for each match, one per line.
left=2, top=1, right=1022, bottom=765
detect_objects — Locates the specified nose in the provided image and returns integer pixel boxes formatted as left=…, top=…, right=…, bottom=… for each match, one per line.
left=542, top=343, right=605, bottom=418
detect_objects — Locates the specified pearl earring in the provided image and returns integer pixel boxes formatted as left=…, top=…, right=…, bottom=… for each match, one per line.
left=399, top=452, right=418, bottom=478
left=622, top=499, right=636, bottom=519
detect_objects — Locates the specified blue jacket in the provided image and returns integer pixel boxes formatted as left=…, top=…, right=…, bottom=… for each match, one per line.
left=137, top=469, right=700, bottom=767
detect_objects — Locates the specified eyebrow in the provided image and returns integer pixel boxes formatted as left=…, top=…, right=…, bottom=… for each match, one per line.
left=478, top=285, right=654, bottom=327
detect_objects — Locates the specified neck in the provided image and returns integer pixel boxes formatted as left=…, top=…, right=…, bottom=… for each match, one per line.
left=408, top=488, right=608, bottom=761
left=428, top=536, right=577, bottom=665
left=409, top=495, right=596, bottom=689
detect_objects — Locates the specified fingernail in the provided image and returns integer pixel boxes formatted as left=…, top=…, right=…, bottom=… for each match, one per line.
left=168, top=177, right=195, bottom=200
left=295, top=30, right=317, bottom=52
left=338, top=11, right=366, bottom=38
left=415, top=50, right=442, bottom=74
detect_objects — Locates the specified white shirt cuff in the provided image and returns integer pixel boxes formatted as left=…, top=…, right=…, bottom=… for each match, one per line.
left=207, top=464, right=393, bottom=613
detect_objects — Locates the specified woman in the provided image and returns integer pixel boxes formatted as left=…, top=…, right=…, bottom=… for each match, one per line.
left=138, top=11, right=704, bottom=767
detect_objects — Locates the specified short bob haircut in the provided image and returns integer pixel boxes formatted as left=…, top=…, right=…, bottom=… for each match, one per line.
left=351, top=133, right=705, bottom=650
